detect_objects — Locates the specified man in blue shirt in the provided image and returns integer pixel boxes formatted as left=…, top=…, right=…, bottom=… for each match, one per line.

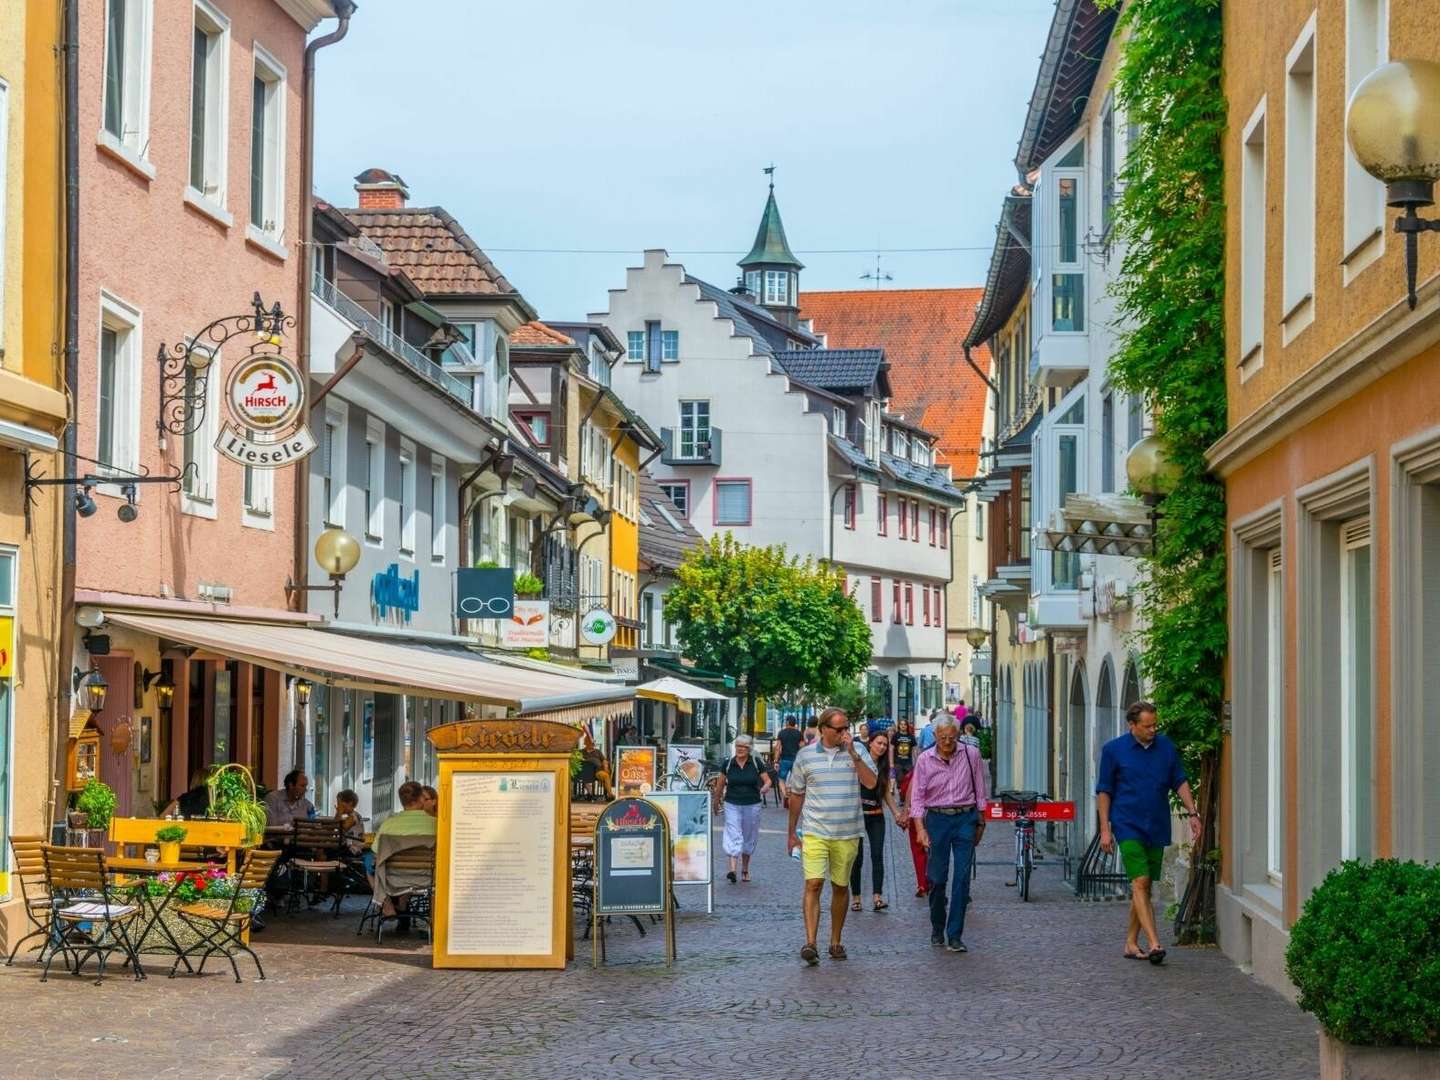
left=1096, top=701, right=1200, bottom=965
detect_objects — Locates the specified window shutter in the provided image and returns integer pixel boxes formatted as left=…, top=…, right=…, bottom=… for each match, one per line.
left=716, top=481, right=751, bottom=524
left=1269, top=547, right=1282, bottom=572
left=870, top=577, right=882, bottom=623
left=1342, top=517, right=1371, bottom=548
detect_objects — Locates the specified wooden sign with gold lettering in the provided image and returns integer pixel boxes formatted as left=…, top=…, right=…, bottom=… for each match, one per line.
left=426, top=719, right=582, bottom=755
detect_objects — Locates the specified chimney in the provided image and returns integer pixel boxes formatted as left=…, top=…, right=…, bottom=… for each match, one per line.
left=354, top=168, right=409, bottom=210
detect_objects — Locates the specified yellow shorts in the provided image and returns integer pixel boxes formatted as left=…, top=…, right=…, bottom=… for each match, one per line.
left=801, top=834, right=860, bottom=886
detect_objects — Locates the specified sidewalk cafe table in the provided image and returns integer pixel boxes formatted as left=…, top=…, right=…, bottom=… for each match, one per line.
left=108, top=857, right=211, bottom=972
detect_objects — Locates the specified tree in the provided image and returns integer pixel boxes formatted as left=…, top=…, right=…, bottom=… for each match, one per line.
left=663, top=535, right=872, bottom=731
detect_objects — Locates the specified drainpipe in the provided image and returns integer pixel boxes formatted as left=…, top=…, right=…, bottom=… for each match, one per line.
left=964, top=344, right=998, bottom=395
left=826, top=480, right=849, bottom=563
left=292, top=3, right=354, bottom=611
left=52, top=0, right=80, bottom=831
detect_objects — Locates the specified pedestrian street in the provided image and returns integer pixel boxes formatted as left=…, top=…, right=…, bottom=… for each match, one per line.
left=0, top=803, right=1316, bottom=1080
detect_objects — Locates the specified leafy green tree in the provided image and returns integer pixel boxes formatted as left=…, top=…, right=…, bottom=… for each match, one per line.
left=663, top=535, right=872, bottom=732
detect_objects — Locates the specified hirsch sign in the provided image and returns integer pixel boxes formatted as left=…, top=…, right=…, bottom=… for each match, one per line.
left=215, top=351, right=316, bottom=467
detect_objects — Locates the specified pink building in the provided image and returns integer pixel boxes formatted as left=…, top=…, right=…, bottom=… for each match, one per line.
left=68, top=0, right=343, bottom=814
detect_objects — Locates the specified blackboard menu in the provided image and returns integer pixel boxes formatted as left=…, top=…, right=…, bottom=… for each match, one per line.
left=594, top=798, right=669, bottom=914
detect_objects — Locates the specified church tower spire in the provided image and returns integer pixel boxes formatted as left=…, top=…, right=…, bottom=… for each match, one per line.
left=739, top=166, right=803, bottom=326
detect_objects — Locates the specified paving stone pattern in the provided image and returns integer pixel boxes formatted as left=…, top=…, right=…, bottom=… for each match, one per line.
left=0, top=806, right=1316, bottom=1079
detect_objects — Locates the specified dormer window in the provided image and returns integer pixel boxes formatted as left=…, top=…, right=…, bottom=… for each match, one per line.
left=830, top=407, right=847, bottom=438
left=763, top=270, right=793, bottom=306
left=892, top=430, right=909, bottom=459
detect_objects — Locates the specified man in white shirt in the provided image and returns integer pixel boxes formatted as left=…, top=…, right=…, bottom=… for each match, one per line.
left=264, top=769, right=315, bottom=825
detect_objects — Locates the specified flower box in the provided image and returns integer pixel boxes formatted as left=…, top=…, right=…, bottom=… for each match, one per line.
left=1320, top=1033, right=1440, bottom=1080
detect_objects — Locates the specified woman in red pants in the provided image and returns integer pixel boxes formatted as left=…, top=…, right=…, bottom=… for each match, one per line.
left=898, top=768, right=928, bottom=896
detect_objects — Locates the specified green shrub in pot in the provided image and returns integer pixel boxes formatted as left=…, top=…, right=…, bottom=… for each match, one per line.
left=513, top=572, right=544, bottom=597
left=75, top=778, right=118, bottom=833
left=1285, top=859, right=1440, bottom=1046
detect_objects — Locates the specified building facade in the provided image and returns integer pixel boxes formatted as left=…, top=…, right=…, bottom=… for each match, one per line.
left=1211, top=0, right=1440, bottom=995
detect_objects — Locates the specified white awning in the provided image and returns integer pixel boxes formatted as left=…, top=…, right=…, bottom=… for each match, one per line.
left=635, top=676, right=730, bottom=704
left=103, top=611, right=634, bottom=717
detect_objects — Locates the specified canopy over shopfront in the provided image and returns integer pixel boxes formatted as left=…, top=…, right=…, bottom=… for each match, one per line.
left=99, top=611, right=634, bottom=720
left=635, top=676, right=730, bottom=706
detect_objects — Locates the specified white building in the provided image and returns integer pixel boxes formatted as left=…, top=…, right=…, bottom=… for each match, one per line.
left=596, top=189, right=964, bottom=725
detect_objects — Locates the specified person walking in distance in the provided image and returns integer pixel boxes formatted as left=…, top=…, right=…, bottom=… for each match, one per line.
left=773, top=716, right=803, bottom=806
left=849, top=731, right=906, bottom=912
left=1097, top=701, right=1201, bottom=965
left=909, top=716, right=989, bottom=952
left=786, top=707, right=878, bottom=965
left=715, top=735, right=771, bottom=883
left=898, top=768, right=930, bottom=897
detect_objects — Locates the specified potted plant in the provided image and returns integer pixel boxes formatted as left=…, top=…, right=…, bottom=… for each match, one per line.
left=75, top=778, right=117, bottom=838
left=514, top=572, right=544, bottom=598
left=155, top=824, right=187, bottom=865
left=206, top=764, right=267, bottom=845
left=1286, top=859, right=1440, bottom=1078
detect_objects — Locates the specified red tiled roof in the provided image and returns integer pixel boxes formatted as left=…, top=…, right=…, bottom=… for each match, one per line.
left=799, top=289, right=991, bottom=477
left=339, top=206, right=521, bottom=299
left=511, top=321, right=575, bottom=347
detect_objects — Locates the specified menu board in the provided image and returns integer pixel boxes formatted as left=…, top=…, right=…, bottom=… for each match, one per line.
left=594, top=798, right=670, bottom=915
left=445, top=771, right=556, bottom=957
left=616, top=745, right=658, bottom=796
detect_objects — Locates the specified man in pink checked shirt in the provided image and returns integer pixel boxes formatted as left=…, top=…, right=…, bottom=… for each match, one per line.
left=909, top=715, right=989, bottom=953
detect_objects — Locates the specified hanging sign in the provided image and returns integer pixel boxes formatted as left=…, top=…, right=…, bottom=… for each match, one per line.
left=456, top=568, right=515, bottom=619
left=579, top=607, right=617, bottom=645
left=501, top=599, right=550, bottom=649
left=0, top=615, right=14, bottom=678
left=215, top=352, right=316, bottom=468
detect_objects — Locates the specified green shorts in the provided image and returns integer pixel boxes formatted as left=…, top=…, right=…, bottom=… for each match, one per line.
left=1118, top=839, right=1165, bottom=882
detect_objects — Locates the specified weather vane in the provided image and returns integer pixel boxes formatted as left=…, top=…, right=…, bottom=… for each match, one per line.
left=763, top=163, right=775, bottom=190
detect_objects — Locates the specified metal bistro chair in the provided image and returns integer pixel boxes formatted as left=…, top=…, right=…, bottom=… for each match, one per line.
left=358, top=845, right=435, bottom=944
left=5, top=836, right=57, bottom=967
left=287, top=817, right=347, bottom=915
left=40, top=846, right=144, bottom=984
left=170, top=847, right=281, bottom=982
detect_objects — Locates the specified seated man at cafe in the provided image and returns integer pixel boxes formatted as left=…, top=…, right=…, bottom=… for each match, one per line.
left=265, top=769, right=315, bottom=826
left=372, top=780, right=437, bottom=917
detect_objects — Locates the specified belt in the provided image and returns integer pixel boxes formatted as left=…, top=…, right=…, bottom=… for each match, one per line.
left=929, top=805, right=976, bottom=815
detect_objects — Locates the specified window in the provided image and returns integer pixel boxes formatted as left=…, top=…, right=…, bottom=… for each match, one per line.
left=1020, top=472, right=1032, bottom=561
left=1240, top=101, right=1267, bottom=363
left=181, top=346, right=219, bottom=516
left=1266, top=548, right=1284, bottom=883
left=645, top=321, right=662, bottom=372
left=892, top=581, right=902, bottom=624
left=1052, top=164, right=1086, bottom=332
left=580, top=423, right=610, bottom=486
left=904, top=583, right=914, bottom=625
left=678, top=400, right=710, bottom=459
left=627, top=331, right=644, bottom=361
left=363, top=422, right=383, bottom=540
left=322, top=413, right=344, bottom=528
left=97, top=293, right=141, bottom=476
left=642, top=592, right=656, bottom=646
left=1101, top=393, right=1115, bottom=493
left=1344, top=0, right=1388, bottom=265
left=975, top=497, right=984, bottom=540
left=898, top=497, right=908, bottom=540
left=661, top=330, right=679, bottom=361
left=188, top=2, right=230, bottom=208
left=1101, top=93, right=1116, bottom=235
left=659, top=480, right=689, bottom=518
left=714, top=479, right=751, bottom=526
left=939, top=510, right=948, bottom=549
left=923, top=585, right=931, bottom=626
left=744, top=270, right=760, bottom=297
left=398, top=441, right=416, bottom=556
left=928, top=506, right=937, bottom=546
left=911, top=500, right=920, bottom=543
left=763, top=270, right=791, bottom=306
left=242, top=428, right=274, bottom=529
left=101, top=0, right=152, bottom=166
left=870, top=577, right=882, bottom=624
left=1340, top=517, right=1372, bottom=861
left=831, top=407, right=847, bottom=438
left=517, top=412, right=549, bottom=446
left=430, top=458, right=446, bottom=562
left=891, top=430, right=908, bottom=459
left=934, top=585, right=944, bottom=628
left=249, top=47, right=286, bottom=241
left=843, top=484, right=856, bottom=530
left=1128, top=393, right=1144, bottom=449
left=1283, top=23, right=1317, bottom=322
left=877, top=493, right=888, bottom=535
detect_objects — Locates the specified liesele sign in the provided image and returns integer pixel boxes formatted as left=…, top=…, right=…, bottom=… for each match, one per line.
left=215, top=351, right=316, bottom=468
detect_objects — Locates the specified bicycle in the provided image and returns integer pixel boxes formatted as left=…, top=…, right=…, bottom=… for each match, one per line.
left=661, top=757, right=718, bottom=792
left=995, top=790, right=1046, bottom=901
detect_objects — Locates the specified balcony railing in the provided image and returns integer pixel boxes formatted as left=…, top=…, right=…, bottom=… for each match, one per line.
left=659, top=426, right=722, bottom=467
left=312, top=276, right=472, bottom=407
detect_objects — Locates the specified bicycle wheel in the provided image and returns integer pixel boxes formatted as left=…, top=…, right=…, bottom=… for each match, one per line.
left=1020, top=836, right=1033, bottom=902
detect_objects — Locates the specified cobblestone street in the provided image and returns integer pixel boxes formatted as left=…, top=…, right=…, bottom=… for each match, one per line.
left=0, top=806, right=1316, bottom=1080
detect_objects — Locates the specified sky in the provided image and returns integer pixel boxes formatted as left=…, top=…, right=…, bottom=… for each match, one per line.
left=313, top=0, right=1057, bottom=320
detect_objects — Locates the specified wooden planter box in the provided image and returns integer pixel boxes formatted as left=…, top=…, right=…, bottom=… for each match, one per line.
left=1320, top=1033, right=1440, bottom=1079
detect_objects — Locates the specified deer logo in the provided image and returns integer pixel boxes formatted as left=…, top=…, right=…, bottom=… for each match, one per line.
left=254, top=371, right=279, bottom=393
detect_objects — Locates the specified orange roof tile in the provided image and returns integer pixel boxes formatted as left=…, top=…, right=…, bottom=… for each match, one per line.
left=511, top=321, right=575, bottom=347
left=340, top=206, right=520, bottom=299
left=799, top=289, right=992, bottom=478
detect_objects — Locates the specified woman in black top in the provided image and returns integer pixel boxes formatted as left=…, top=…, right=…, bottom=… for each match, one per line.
left=891, top=720, right=917, bottom=789
left=850, top=731, right=906, bottom=911
left=714, top=734, right=771, bottom=883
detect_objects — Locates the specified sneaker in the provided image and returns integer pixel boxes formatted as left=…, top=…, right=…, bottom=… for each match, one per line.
left=946, top=938, right=968, bottom=953
left=930, top=932, right=944, bottom=946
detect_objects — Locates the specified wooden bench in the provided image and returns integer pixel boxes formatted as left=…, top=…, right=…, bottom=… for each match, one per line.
left=108, top=818, right=247, bottom=873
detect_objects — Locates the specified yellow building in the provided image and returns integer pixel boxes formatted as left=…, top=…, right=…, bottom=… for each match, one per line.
left=0, top=0, right=69, bottom=949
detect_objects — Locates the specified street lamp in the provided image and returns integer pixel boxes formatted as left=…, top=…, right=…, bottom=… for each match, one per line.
left=294, top=679, right=313, bottom=709
left=965, top=627, right=989, bottom=651
left=1126, top=435, right=1181, bottom=543
left=1346, top=59, right=1440, bottom=309
left=73, top=666, right=109, bottom=712
left=285, top=527, right=362, bottom=617
left=142, top=667, right=176, bottom=710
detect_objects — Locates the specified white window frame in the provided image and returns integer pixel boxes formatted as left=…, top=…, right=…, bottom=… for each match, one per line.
left=1344, top=0, right=1388, bottom=278
left=1339, top=517, right=1372, bottom=861
left=1240, top=99, right=1267, bottom=372
left=179, top=344, right=220, bottom=518
left=96, top=291, right=143, bottom=488
left=830, top=406, right=846, bottom=438
left=430, top=456, right=446, bottom=563
left=398, top=439, right=416, bottom=557
left=626, top=331, right=644, bottom=362
left=659, top=481, right=688, bottom=518
left=99, top=0, right=154, bottom=178
left=1265, top=547, right=1284, bottom=883
left=714, top=479, right=752, bottom=526
left=678, top=400, right=710, bottom=460
left=744, top=270, right=760, bottom=297
left=322, top=405, right=346, bottom=529
left=187, top=1, right=232, bottom=221
left=1282, top=18, right=1317, bottom=336
left=364, top=419, right=384, bottom=543
left=248, top=43, right=287, bottom=250
left=763, top=270, right=791, bottom=306
left=660, top=330, right=679, bottom=362
left=241, top=425, right=275, bottom=531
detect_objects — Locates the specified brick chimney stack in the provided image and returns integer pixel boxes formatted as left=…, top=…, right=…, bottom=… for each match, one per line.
left=354, top=168, right=409, bottom=210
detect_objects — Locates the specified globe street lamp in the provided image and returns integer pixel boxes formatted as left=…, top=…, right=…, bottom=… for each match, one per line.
left=285, top=527, right=362, bottom=617
left=1126, top=435, right=1181, bottom=546
left=965, top=627, right=989, bottom=651
left=1346, top=59, right=1440, bottom=308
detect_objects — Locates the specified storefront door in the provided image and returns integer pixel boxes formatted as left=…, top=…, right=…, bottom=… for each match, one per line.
left=372, top=693, right=399, bottom=822
left=93, top=655, right=135, bottom=819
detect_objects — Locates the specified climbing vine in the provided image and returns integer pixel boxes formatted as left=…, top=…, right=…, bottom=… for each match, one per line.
left=1102, top=0, right=1227, bottom=942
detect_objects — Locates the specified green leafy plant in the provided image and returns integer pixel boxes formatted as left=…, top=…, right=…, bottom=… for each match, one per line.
left=1101, top=0, right=1226, bottom=944
left=1286, top=860, right=1440, bottom=1046
left=75, top=778, right=118, bottom=833
left=525, top=648, right=551, bottom=661
left=155, top=824, right=188, bottom=844
left=513, top=572, right=544, bottom=597
left=207, top=765, right=267, bottom=845
left=473, top=559, right=500, bottom=569
left=663, top=535, right=871, bottom=732
left=569, top=747, right=584, bottom=780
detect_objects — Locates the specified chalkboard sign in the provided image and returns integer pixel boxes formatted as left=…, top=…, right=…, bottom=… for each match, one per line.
left=593, top=798, right=670, bottom=915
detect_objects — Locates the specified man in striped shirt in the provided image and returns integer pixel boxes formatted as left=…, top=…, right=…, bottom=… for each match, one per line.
left=786, top=707, right=878, bottom=965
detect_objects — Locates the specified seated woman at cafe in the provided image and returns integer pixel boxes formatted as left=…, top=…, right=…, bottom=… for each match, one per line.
left=371, top=781, right=436, bottom=917
left=419, top=785, right=439, bottom=817
left=162, top=767, right=212, bottom=818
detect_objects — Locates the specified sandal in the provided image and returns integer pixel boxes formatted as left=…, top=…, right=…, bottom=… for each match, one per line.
left=851, top=899, right=862, bottom=912
left=828, top=943, right=848, bottom=961
left=800, top=943, right=819, bottom=966
left=873, top=899, right=888, bottom=912
left=726, top=870, right=737, bottom=884
left=741, top=872, right=750, bottom=882
left=1123, top=948, right=1150, bottom=960
left=1148, top=948, right=1167, bottom=966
